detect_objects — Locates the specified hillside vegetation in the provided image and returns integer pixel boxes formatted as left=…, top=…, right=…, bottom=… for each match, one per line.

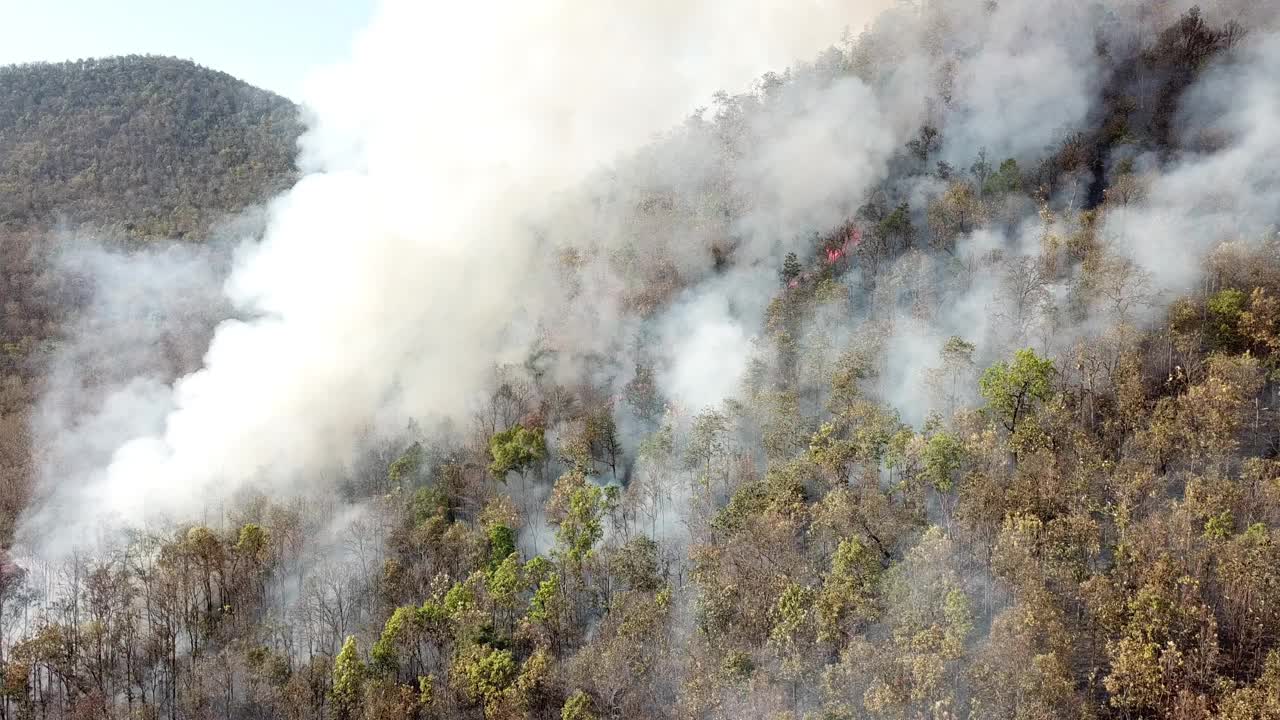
left=2, top=4, right=1280, bottom=720
left=0, top=55, right=301, bottom=540
left=0, top=54, right=300, bottom=239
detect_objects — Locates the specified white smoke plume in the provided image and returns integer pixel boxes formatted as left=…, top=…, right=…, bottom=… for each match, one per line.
left=20, top=0, right=900, bottom=552
left=1106, top=31, right=1280, bottom=292
left=24, top=0, right=1280, bottom=560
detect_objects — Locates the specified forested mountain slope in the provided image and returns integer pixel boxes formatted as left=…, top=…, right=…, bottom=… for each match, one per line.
left=0, top=55, right=301, bottom=541
left=2, top=3, right=1280, bottom=720
left=0, top=55, right=300, bottom=239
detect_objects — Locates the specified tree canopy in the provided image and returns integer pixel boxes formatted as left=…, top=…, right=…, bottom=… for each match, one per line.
left=1, top=4, right=1279, bottom=720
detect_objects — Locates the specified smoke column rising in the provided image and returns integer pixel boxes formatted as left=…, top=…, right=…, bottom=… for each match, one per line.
left=18, top=0, right=895, bottom=551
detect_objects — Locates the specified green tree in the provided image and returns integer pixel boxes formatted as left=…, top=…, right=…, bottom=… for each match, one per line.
left=1208, top=287, right=1247, bottom=352
left=921, top=431, right=965, bottom=493
left=452, top=644, right=517, bottom=711
left=371, top=605, right=424, bottom=677
left=332, top=636, right=366, bottom=720
left=553, top=477, right=605, bottom=567
left=488, top=424, right=546, bottom=479
left=983, top=157, right=1022, bottom=195
left=387, top=442, right=424, bottom=489
left=486, top=523, right=517, bottom=572
left=979, top=348, right=1055, bottom=435
left=816, top=537, right=882, bottom=644
left=562, top=690, right=598, bottom=720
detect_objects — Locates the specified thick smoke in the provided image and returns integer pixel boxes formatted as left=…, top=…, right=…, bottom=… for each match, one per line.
left=19, top=0, right=900, bottom=552
left=7, top=3, right=1280, bottom=718
left=1106, top=32, right=1280, bottom=291
left=25, top=229, right=239, bottom=550
left=829, top=0, right=1279, bottom=427
left=22, top=0, right=1280, bottom=562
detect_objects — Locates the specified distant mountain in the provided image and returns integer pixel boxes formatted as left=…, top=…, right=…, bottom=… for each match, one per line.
left=0, top=54, right=301, bottom=241
left=0, top=55, right=302, bottom=540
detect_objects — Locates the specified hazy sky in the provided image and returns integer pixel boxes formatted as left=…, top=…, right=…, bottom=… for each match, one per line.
left=0, top=0, right=375, bottom=100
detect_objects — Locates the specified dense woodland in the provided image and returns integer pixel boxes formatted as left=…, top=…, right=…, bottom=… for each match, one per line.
left=0, top=55, right=300, bottom=238
left=0, top=56, right=302, bottom=540
left=3, top=3, right=1280, bottom=720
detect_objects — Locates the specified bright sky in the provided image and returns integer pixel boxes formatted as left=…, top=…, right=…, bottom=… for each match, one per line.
left=0, top=0, right=376, bottom=101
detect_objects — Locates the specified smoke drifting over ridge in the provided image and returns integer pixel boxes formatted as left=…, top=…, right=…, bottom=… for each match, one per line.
left=1106, top=32, right=1280, bottom=291
left=19, top=0, right=899, bottom=549
left=20, top=0, right=1280, bottom=558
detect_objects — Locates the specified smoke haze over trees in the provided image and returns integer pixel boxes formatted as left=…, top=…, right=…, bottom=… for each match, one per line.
left=2, top=0, right=1280, bottom=719
left=0, top=54, right=301, bottom=545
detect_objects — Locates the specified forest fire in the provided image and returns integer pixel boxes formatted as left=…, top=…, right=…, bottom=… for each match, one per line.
left=788, top=227, right=862, bottom=289
left=4, top=1, right=1278, bottom=718
left=827, top=227, right=862, bottom=264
